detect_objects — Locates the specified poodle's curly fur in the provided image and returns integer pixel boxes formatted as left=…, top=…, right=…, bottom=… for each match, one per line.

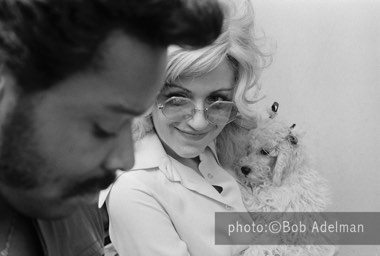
left=235, top=119, right=330, bottom=212
left=224, top=113, right=337, bottom=256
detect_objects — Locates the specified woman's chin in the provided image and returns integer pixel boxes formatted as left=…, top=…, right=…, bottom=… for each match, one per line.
left=175, top=145, right=208, bottom=159
left=161, top=136, right=210, bottom=160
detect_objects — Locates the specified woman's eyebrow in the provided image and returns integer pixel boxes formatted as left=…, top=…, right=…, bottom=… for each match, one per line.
left=165, top=83, right=233, bottom=93
left=164, top=82, right=191, bottom=93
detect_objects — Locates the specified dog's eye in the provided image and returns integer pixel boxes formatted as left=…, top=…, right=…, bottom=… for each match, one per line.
left=287, top=135, right=298, bottom=145
left=260, top=148, right=270, bottom=155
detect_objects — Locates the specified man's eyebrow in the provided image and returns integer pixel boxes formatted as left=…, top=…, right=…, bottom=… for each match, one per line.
left=104, top=103, right=143, bottom=116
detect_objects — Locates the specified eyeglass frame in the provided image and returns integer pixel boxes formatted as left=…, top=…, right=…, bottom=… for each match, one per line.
left=157, top=96, right=239, bottom=125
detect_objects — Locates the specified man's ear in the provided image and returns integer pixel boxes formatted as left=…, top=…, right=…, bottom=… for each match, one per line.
left=0, top=66, right=5, bottom=101
left=0, top=67, right=19, bottom=119
left=0, top=79, right=4, bottom=101
left=0, top=65, right=18, bottom=99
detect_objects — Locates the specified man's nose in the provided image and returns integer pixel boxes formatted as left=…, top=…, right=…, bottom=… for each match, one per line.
left=102, top=127, right=135, bottom=172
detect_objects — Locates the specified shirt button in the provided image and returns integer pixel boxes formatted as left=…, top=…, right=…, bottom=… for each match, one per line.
left=207, top=173, right=214, bottom=179
left=225, top=205, right=232, bottom=210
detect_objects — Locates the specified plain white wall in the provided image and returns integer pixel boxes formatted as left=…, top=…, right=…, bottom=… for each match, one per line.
left=251, top=0, right=380, bottom=255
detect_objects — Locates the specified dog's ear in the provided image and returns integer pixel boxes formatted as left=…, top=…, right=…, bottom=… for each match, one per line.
left=272, top=151, right=287, bottom=186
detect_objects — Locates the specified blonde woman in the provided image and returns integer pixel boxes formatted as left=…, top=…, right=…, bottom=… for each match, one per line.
left=99, top=0, right=270, bottom=255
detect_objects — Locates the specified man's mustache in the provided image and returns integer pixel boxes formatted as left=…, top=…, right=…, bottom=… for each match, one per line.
left=63, top=171, right=117, bottom=199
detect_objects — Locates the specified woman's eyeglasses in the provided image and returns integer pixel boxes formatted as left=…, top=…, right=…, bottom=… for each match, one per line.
left=157, top=97, right=238, bottom=125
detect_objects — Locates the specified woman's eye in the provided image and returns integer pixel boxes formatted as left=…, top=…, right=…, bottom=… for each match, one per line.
left=92, top=124, right=116, bottom=139
left=207, top=95, right=228, bottom=103
left=165, top=93, right=188, bottom=99
left=166, top=97, right=190, bottom=107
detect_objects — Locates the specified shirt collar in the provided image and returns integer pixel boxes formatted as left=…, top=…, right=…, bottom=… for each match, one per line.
left=131, top=133, right=221, bottom=179
left=207, top=140, right=221, bottom=166
left=98, top=133, right=165, bottom=207
left=132, top=132, right=168, bottom=170
left=98, top=133, right=221, bottom=208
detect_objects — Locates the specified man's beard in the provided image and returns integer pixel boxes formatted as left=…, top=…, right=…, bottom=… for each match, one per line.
left=0, top=95, right=47, bottom=189
left=0, top=95, right=116, bottom=197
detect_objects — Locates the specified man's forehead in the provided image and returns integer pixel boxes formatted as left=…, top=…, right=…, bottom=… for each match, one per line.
left=87, top=31, right=166, bottom=115
left=103, top=102, right=145, bottom=117
left=98, top=31, right=166, bottom=69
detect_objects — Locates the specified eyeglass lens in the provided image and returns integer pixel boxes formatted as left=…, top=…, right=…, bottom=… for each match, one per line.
left=161, top=97, right=238, bottom=125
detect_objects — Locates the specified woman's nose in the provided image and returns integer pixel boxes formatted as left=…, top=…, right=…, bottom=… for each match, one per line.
left=187, top=104, right=209, bottom=130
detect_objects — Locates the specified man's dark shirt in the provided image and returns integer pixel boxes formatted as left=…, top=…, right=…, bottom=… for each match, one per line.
left=36, top=204, right=104, bottom=256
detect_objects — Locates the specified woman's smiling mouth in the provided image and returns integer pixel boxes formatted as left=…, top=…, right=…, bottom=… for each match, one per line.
left=175, top=128, right=209, bottom=140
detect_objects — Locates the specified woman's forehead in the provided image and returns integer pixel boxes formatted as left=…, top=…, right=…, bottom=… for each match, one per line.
left=169, top=60, right=234, bottom=92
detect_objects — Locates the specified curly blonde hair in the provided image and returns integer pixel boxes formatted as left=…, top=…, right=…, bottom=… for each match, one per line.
left=132, top=0, right=272, bottom=166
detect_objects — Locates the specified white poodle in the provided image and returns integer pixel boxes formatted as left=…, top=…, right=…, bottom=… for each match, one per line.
left=225, top=103, right=338, bottom=256
left=235, top=120, right=330, bottom=213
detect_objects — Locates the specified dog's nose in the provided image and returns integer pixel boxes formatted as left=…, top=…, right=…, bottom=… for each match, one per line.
left=241, top=166, right=252, bottom=176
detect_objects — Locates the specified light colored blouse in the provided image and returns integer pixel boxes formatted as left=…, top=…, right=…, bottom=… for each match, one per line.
left=99, top=133, right=249, bottom=256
